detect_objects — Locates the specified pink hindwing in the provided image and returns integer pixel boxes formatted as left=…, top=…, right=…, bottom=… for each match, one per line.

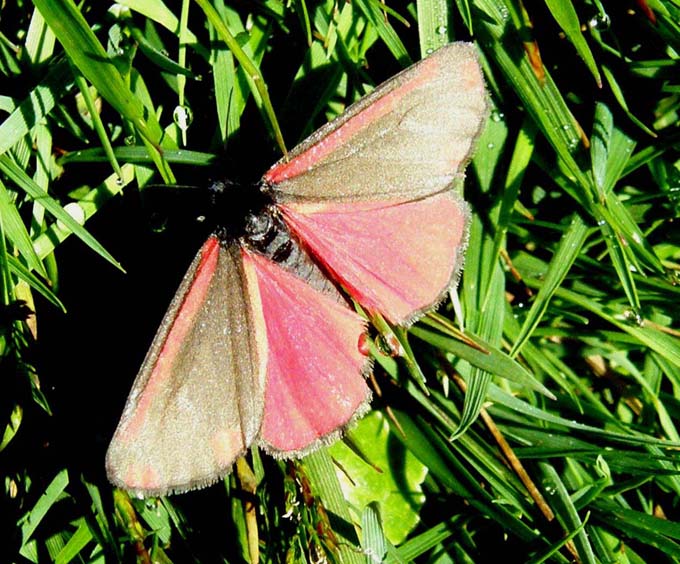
left=279, top=191, right=469, bottom=325
left=242, top=249, right=371, bottom=453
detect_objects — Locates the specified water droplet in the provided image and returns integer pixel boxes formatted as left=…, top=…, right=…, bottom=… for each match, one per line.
left=487, top=142, right=495, bottom=149
left=173, top=105, right=194, bottom=132
left=115, top=176, right=124, bottom=187
left=56, top=203, right=86, bottom=231
left=588, top=13, right=611, bottom=30
left=623, top=309, right=643, bottom=326
left=491, top=110, right=505, bottom=123
left=8, top=479, right=17, bottom=498
left=425, top=47, right=434, bottom=55
left=358, top=333, right=370, bottom=356
left=671, top=271, right=680, bottom=286
left=436, top=25, right=447, bottom=35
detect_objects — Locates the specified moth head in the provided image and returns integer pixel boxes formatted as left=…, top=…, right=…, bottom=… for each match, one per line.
left=208, top=179, right=273, bottom=242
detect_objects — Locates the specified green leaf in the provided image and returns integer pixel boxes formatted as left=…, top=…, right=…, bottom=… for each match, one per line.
left=330, top=412, right=428, bottom=544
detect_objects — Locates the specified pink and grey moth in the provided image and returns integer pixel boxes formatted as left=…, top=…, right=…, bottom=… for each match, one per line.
left=106, top=42, right=488, bottom=497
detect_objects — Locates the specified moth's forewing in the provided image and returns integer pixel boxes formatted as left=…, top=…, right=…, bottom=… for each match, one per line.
left=242, top=250, right=371, bottom=455
left=265, top=43, right=488, bottom=203
left=106, top=238, right=267, bottom=497
left=279, top=191, right=468, bottom=325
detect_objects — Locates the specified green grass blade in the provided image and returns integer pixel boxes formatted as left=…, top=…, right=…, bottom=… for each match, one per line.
left=19, top=470, right=69, bottom=556
left=0, top=60, right=72, bottom=156
left=413, top=321, right=554, bottom=397
left=417, top=0, right=453, bottom=56
left=32, top=0, right=174, bottom=182
left=544, top=0, right=601, bottom=86
left=195, top=0, right=286, bottom=154
left=0, top=155, right=123, bottom=270
left=303, top=450, right=363, bottom=564
left=511, top=215, right=589, bottom=357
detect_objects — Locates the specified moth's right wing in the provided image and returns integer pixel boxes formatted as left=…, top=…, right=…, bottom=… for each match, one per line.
left=262, top=43, right=487, bottom=324
left=106, top=237, right=267, bottom=497
left=264, top=42, right=488, bottom=203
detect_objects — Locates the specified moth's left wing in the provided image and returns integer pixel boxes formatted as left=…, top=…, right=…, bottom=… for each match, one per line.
left=106, top=238, right=266, bottom=497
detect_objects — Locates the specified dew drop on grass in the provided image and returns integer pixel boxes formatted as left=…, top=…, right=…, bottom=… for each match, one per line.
left=623, top=309, right=643, bottom=327
left=491, top=110, right=505, bottom=123
left=173, top=105, right=194, bottom=132
left=56, top=203, right=86, bottom=231
left=588, top=13, right=611, bottom=31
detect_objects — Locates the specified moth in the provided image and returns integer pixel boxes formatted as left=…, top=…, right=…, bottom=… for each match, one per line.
left=106, top=42, right=488, bottom=497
